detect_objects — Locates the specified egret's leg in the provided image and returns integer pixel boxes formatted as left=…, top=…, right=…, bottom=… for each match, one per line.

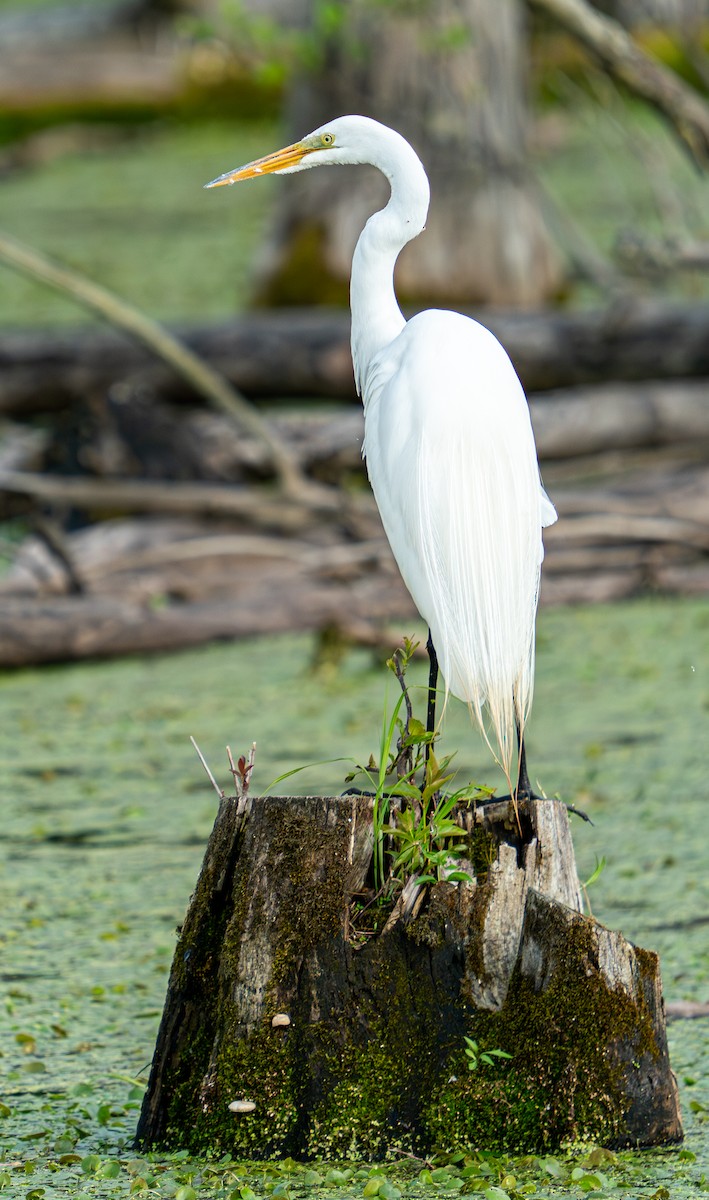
left=515, top=735, right=533, bottom=801
left=426, top=632, right=438, bottom=746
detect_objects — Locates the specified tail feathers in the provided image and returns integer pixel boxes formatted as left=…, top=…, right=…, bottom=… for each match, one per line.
left=417, top=440, right=543, bottom=786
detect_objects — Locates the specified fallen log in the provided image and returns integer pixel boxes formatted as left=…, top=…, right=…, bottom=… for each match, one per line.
left=2, top=381, right=709, bottom=504
left=2, top=301, right=709, bottom=415
left=1, top=442, right=707, bottom=665
left=0, top=470, right=340, bottom=530
left=136, top=792, right=682, bottom=1158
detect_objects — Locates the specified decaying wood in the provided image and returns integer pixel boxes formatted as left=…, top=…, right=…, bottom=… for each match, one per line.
left=1, top=440, right=707, bottom=665
left=0, top=520, right=412, bottom=666
left=616, top=232, right=709, bottom=277
left=137, top=793, right=682, bottom=1158
left=0, top=233, right=309, bottom=498
left=0, top=470, right=340, bottom=529
left=8, top=379, right=708, bottom=483
left=2, top=302, right=709, bottom=416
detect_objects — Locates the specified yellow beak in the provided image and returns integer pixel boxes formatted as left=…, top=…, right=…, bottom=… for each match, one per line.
left=204, top=141, right=310, bottom=188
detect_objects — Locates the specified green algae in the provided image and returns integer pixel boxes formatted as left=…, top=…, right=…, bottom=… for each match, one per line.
left=0, top=597, right=707, bottom=1196
left=0, top=119, right=280, bottom=326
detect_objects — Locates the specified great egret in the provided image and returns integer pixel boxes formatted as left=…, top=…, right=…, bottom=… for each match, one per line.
left=206, top=115, right=556, bottom=797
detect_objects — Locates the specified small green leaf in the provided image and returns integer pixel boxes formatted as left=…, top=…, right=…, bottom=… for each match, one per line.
left=582, top=855, right=606, bottom=888
left=99, top=1160, right=122, bottom=1179
left=540, top=1157, right=564, bottom=1178
left=324, top=1169, right=350, bottom=1184
left=175, top=1187, right=198, bottom=1200
left=302, top=1170, right=323, bottom=1186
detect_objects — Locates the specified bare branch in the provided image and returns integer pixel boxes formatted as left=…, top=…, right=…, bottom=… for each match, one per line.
left=616, top=230, right=709, bottom=276
left=529, top=0, right=709, bottom=168
left=0, top=230, right=310, bottom=497
left=0, top=469, right=340, bottom=529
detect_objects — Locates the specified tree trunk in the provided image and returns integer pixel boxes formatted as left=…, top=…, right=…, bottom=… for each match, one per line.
left=253, top=0, right=563, bottom=309
left=136, top=793, right=682, bottom=1158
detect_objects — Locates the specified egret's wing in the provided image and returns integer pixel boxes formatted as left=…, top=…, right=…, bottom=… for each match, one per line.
left=540, top=485, right=558, bottom=528
left=362, top=310, right=546, bottom=779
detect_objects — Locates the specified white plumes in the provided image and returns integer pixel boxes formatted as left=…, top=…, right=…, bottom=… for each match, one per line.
left=208, top=113, right=555, bottom=786
left=362, top=310, right=551, bottom=786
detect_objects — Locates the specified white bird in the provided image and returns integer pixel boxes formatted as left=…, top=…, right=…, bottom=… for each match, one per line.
left=206, top=115, right=556, bottom=797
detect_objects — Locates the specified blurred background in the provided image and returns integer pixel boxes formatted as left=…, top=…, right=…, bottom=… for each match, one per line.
left=1, top=9, right=709, bottom=1188
left=0, top=0, right=708, bottom=665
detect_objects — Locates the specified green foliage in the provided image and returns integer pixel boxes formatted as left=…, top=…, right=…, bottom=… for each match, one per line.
left=0, top=603, right=706, bottom=1190
left=383, top=764, right=472, bottom=886
left=349, top=638, right=485, bottom=897
left=582, top=854, right=606, bottom=888
left=463, top=1036, right=513, bottom=1073
left=182, top=0, right=350, bottom=83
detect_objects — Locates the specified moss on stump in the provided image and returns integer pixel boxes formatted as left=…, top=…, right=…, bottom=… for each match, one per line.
left=136, top=794, right=682, bottom=1159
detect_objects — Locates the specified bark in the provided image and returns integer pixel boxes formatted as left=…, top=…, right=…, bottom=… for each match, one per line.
left=1, top=439, right=707, bottom=665
left=253, top=0, right=563, bottom=308
left=2, top=302, right=709, bottom=417
left=0, top=233, right=306, bottom=498
left=136, top=793, right=681, bottom=1158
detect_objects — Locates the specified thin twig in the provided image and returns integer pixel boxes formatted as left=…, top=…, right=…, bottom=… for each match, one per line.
left=392, top=649, right=414, bottom=782
left=226, top=745, right=241, bottom=799
left=190, top=736, right=224, bottom=800
left=227, top=742, right=257, bottom=815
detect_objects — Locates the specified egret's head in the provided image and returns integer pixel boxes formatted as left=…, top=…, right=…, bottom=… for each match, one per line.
left=204, top=116, right=399, bottom=188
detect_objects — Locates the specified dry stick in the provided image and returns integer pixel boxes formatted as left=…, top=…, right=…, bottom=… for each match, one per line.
left=190, top=736, right=224, bottom=801
left=616, top=232, right=709, bottom=276
left=0, top=469, right=314, bottom=530
left=529, top=0, right=709, bottom=168
left=0, top=230, right=316, bottom=501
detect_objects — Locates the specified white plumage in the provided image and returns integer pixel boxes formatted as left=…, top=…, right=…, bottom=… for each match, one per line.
left=206, top=115, right=556, bottom=788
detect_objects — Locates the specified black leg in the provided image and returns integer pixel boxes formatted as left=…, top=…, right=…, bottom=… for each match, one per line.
left=426, top=632, right=438, bottom=760
left=515, top=732, right=533, bottom=801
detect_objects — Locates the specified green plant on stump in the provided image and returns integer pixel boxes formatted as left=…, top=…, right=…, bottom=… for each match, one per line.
left=464, top=1036, right=513, bottom=1072
left=345, top=639, right=490, bottom=910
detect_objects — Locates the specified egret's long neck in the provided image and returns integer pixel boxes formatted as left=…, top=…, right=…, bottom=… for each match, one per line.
left=350, top=135, right=430, bottom=397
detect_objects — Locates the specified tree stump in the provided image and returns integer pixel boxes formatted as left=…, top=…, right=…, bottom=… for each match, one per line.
left=136, top=793, right=682, bottom=1159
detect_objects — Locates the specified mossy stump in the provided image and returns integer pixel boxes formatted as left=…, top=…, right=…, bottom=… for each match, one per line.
left=136, top=793, right=682, bottom=1159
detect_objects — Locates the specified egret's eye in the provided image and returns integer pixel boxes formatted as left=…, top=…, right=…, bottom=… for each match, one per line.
left=321, top=132, right=335, bottom=147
